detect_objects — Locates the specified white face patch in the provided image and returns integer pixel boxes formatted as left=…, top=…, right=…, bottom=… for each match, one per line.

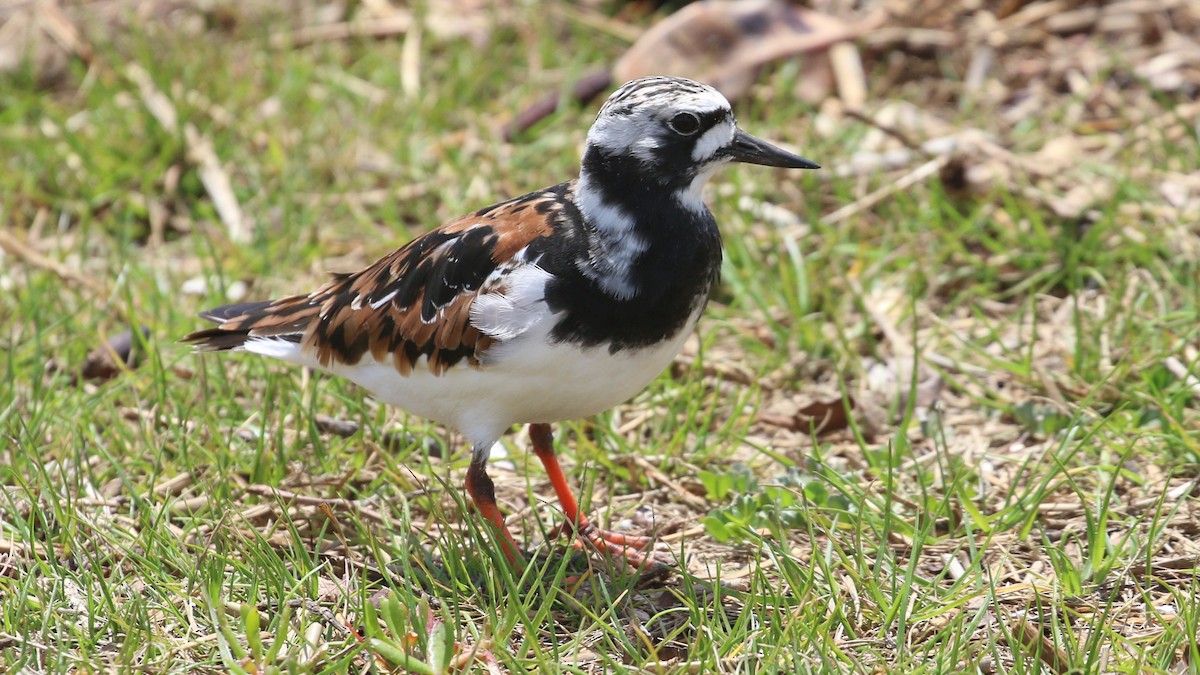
left=690, top=120, right=735, bottom=162
left=587, top=114, right=660, bottom=159
left=631, top=134, right=663, bottom=164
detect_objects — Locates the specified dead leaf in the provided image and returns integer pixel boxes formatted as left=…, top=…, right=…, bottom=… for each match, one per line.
left=1006, top=611, right=1071, bottom=674
left=1049, top=177, right=1114, bottom=219
left=75, top=326, right=151, bottom=384
left=1029, top=135, right=1083, bottom=177
left=795, top=395, right=854, bottom=434
left=759, top=393, right=855, bottom=435
left=865, top=357, right=945, bottom=414
left=614, top=0, right=881, bottom=103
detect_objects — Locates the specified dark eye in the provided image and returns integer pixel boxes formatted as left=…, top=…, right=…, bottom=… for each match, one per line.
left=667, top=112, right=701, bottom=136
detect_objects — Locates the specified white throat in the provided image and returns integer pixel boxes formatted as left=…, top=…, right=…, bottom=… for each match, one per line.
left=674, top=162, right=724, bottom=214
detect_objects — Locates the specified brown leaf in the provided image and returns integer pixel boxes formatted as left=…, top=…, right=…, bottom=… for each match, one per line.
left=614, top=0, right=881, bottom=102
left=795, top=395, right=854, bottom=434
left=76, top=326, right=151, bottom=383
left=1007, top=612, right=1071, bottom=674
left=760, top=394, right=856, bottom=435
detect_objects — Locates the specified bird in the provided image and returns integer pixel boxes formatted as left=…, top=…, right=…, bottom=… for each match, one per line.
left=184, top=76, right=818, bottom=575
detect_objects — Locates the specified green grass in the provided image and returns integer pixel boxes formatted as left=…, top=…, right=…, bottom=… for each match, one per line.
left=2, top=3, right=1199, bottom=673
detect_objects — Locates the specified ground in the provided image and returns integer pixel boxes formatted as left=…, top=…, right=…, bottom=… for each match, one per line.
left=1, top=0, right=1198, bottom=673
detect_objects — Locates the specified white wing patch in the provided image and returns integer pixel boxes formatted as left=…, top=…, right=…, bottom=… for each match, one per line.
left=469, top=260, right=554, bottom=342
left=368, top=289, right=398, bottom=309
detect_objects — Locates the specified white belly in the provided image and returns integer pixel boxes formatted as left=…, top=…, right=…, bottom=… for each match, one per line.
left=320, top=309, right=699, bottom=446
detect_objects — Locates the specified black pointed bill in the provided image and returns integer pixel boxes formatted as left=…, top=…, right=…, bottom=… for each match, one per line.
left=728, top=129, right=820, bottom=169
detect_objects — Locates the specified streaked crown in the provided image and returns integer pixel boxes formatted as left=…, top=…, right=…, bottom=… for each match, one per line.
left=597, top=76, right=730, bottom=119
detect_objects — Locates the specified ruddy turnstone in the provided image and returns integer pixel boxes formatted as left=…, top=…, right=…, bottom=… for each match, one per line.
left=185, top=76, right=818, bottom=573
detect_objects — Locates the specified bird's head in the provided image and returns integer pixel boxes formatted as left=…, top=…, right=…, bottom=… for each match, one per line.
left=583, top=76, right=819, bottom=207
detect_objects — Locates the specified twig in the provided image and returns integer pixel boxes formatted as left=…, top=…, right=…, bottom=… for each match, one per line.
left=400, top=17, right=421, bottom=98
left=316, top=66, right=386, bottom=104
left=632, top=457, right=708, bottom=510
left=36, top=2, right=94, bottom=65
left=1163, top=357, right=1200, bottom=400
left=283, top=599, right=354, bottom=638
left=503, top=68, right=613, bottom=141
left=0, top=537, right=52, bottom=558
left=1129, top=479, right=1197, bottom=511
left=0, top=228, right=139, bottom=329
left=153, top=471, right=194, bottom=496
left=820, top=154, right=950, bottom=226
left=125, top=64, right=250, bottom=243
left=864, top=27, right=957, bottom=51
left=270, top=13, right=413, bottom=49
left=184, top=125, right=249, bottom=243
left=125, top=64, right=177, bottom=128
left=312, top=414, right=434, bottom=456
left=843, top=109, right=928, bottom=154
left=830, top=42, right=867, bottom=110
left=245, top=484, right=388, bottom=524
left=549, top=4, right=642, bottom=43
left=1008, top=610, right=1071, bottom=674
left=0, top=229, right=108, bottom=298
left=705, top=11, right=885, bottom=93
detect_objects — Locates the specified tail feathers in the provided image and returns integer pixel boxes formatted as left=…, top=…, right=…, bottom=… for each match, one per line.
left=183, top=297, right=317, bottom=352
left=196, top=301, right=276, bottom=324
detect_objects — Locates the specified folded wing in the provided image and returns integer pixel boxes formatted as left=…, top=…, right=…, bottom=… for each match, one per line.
left=184, top=184, right=571, bottom=376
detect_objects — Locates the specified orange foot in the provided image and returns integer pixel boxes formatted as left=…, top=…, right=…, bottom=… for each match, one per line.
left=572, top=521, right=666, bottom=574
left=462, top=423, right=673, bottom=579
left=528, top=422, right=670, bottom=576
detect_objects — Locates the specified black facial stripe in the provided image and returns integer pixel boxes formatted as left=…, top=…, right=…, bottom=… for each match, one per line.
left=697, top=109, right=731, bottom=129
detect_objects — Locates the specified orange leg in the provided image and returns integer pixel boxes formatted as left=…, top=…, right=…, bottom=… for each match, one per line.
left=465, top=455, right=524, bottom=569
left=528, top=423, right=661, bottom=571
